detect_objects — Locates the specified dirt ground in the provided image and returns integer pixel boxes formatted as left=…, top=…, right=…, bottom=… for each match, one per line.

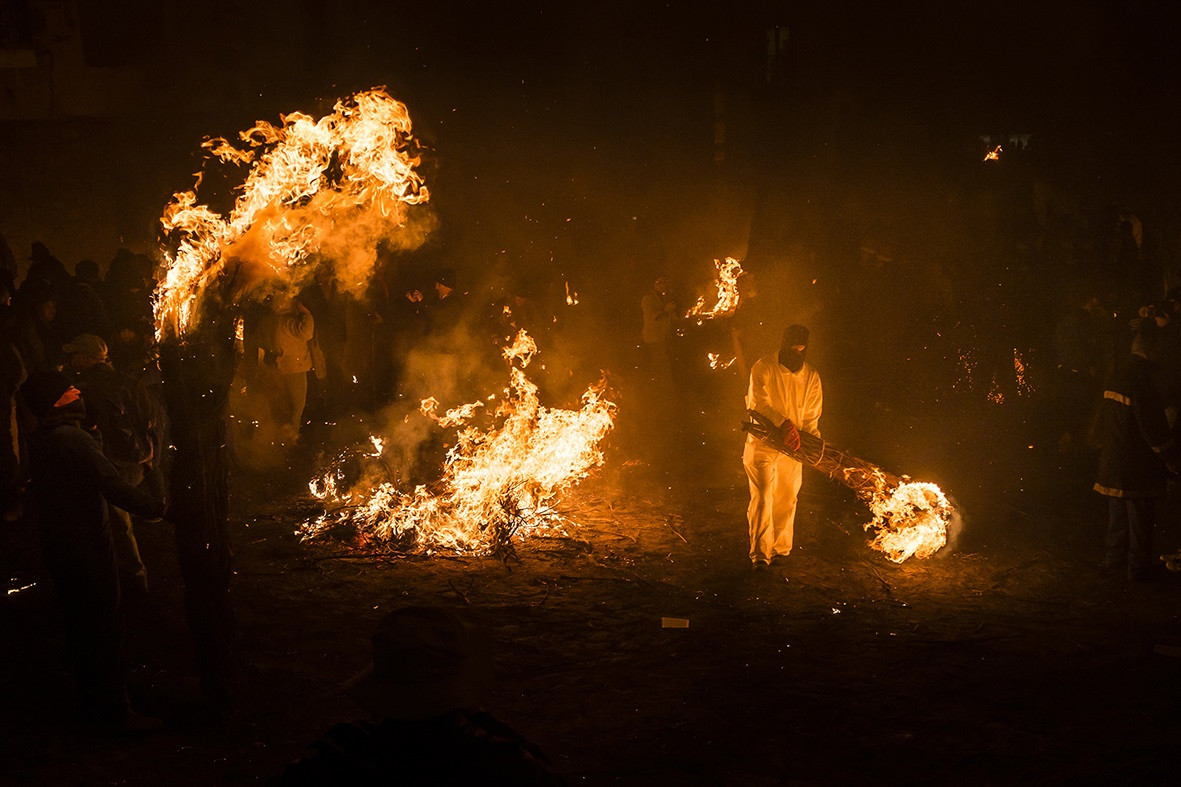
left=3, top=387, right=1181, bottom=786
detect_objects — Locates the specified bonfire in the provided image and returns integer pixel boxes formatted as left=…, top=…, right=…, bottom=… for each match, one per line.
left=303, top=330, right=616, bottom=558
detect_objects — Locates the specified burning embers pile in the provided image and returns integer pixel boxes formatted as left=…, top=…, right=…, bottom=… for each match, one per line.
left=743, top=412, right=952, bottom=563
left=302, top=330, right=616, bottom=556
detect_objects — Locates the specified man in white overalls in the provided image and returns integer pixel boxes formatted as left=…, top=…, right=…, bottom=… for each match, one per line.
left=743, top=324, right=823, bottom=570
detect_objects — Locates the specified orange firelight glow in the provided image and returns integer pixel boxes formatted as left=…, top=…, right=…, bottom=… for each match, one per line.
left=155, top=87, right=429, bottom=339
left=686, top=257, right=744, bottom=323
left=861, top=478, right=952, bottom=563
left=302, top=329, right=616, bottom=555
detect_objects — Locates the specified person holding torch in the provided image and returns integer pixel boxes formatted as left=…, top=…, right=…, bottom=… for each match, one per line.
left=743, top=324, right=823, bottom=571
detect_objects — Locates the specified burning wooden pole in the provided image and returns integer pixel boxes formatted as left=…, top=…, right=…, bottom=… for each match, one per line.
left=742, top=410, right=901, bottom=495
left=742, top=410, right=952, bottom=562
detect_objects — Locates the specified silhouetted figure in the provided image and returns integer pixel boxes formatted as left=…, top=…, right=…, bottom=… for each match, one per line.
left=1053, top=290, right=1108, bottom=451
left=729, top=271, right=766, bottom=379
left=57, top=260, right=111, bottom=342
left=1094, top=319, right=1180, bottom=581
left=23, top=241, right=70, bottom=294
left=276, top=606, right=563, bottom=786
left=0, top=233, right=17, bottom=295
left=640, top=273, right=677, bottom=390
left=1157, top=287, right=1181, bottom=438
left=20, top=370, right=165, bottom=732
left=298, top=277, right=345, bottom=420
left=273, top=295, right=315, bottom=442
left=102, top=251, right=155, bottom=375
left=15, top=287, right=64, bottom=373
left=0, top=280, right=26, bottom=520
left=159, top=324, right=237, bottom=715
left=66, top=334, right=157, bottom=594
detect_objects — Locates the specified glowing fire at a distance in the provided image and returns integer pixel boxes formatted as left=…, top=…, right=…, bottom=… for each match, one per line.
left=686, top=257, right=744, bottom=323
left=302, top=330, right=616, bottom=555
left=983, top=145, right=1002, bottom=162
left=708, top=352, right=736, bottom=370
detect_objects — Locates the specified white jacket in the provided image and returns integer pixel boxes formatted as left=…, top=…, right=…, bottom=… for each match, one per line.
left=745, top=355, right=822, bottom=444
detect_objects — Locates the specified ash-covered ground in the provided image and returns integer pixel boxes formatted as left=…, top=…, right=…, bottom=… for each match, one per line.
left=3, top=368, right=1180, bottom=786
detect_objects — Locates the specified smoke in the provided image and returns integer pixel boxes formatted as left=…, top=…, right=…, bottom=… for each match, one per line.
left=156, top=88, right=431, bottom=338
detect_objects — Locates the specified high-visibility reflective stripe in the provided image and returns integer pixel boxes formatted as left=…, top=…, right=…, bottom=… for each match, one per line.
left=1094, top=482, right=1126, bottom=497
left=1104, top=390, right=1131, bottom=406
left=1094, top=482, right=1167, bottom=498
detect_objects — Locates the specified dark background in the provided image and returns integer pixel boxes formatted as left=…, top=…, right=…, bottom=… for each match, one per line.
left=4, top=2, right=1181, bottom=783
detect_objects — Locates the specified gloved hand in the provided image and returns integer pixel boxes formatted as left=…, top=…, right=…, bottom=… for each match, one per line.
left=781, top=419, right=802, bottom=453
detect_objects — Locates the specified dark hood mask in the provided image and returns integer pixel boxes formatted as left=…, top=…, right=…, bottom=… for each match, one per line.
left=779, top=347, right=806, bottom=373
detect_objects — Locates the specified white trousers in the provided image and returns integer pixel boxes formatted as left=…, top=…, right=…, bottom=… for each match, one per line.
left=743, top=441, right=803, bottom=563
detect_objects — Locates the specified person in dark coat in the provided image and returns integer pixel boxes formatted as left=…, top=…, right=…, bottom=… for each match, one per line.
left=276, top=607, right=563, bottom=786
left=1093, top=319, right=1180, bottom=581
left=102, top=251, right=155, bottom=376
left=0, top=280, right=26, bottom=520
left=56, top=260, right=112, bottom=342
left=66, top=334, right=157, bottom=594
left=21, top=370, right=166, bottom=731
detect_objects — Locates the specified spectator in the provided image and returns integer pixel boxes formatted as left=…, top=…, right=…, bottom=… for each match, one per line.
left=640, top=273, right=677, bottom=390
left=273, top=295, right=315, bottom=442
left=277, top=606, right=563, bottom=785
left=20, top=370, right=165, bottom=732
left=0, top=280, right=25, bottom=520
left=57, top=259, right=111, bottom=342
left=66, top=334, right=157, bottom=595
left=1093, top=319, right=1179, bottom=581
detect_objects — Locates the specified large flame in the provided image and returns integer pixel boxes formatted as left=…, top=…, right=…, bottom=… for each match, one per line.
left=155, top=87, right=429, bottom=338
left=862, top=480, right=951, bottom=563
left=302, top=329, right=616, bottom=555
left=686, top=257, right=743, bottom=322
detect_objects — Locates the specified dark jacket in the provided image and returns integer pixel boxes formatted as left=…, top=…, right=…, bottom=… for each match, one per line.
left=28, top=411, right=165, bottom=548
left=1094, top=356, right=1175, bottom=498
left=73, top=362, right=155, bottom=468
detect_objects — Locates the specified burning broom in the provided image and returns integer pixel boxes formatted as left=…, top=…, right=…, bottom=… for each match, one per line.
left=741, top=410, right=953, bottom=563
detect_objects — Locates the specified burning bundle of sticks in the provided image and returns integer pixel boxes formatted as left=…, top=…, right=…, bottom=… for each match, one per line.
left=742, top=411, right=952, bottom=563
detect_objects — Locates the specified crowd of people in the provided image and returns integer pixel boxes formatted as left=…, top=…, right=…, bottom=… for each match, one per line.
left=4, top=178, right=1180, bottom=778
left=0, top=232, right=583, bottom=751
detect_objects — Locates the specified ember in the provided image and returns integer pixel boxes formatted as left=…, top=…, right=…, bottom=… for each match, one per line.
left=708, top=353, right=736, bottom=370
left=302, top=330, right=616, bottom=556
left=1013, top=348, right=1034, bottom=394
